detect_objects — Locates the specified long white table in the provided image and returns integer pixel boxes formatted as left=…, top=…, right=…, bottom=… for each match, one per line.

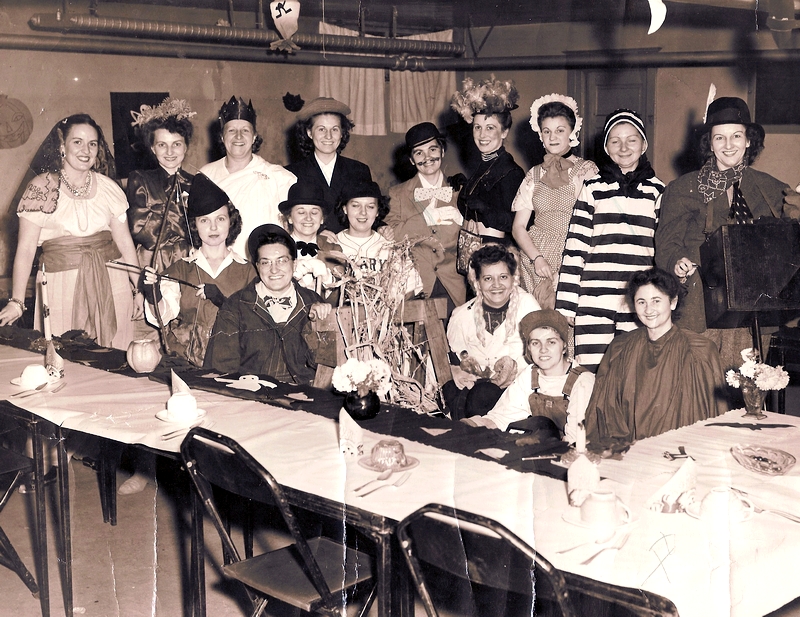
left=3, top=345, right=800, bottom=616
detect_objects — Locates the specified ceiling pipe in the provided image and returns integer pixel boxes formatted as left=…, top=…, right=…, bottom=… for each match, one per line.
left=4, top=32, right=800, bottom=71
left=28, top=12, right=466, bottom=57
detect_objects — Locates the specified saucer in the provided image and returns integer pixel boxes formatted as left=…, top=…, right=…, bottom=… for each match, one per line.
left=561, top=506, right=630, bottom=530
left=156, top=408, right=207, bottom=423
left=685, top=501, right=753, bottom=523
left=358, top=455, right=419, bottom=473
left=11, top=375, right=59, bottom=387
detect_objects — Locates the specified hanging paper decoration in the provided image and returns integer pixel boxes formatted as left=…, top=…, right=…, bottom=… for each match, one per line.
left=647, top=0, right=667, bottom=34
left=270, top=0, right=301, bottom=52
left=0, top=95, right=34, bottom=149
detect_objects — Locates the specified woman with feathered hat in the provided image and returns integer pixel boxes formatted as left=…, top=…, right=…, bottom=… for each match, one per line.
left=199, top=96, right=296, bottom=260
left=450, top=76, right=526, bottom=245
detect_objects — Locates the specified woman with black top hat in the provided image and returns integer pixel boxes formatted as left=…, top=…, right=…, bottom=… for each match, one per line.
left=286, top=97, right=373, bottom=233
left=199, top=96, right=296, bottom=259
left=141, top=173, right=253, bottom=367
left=450, top=76, right=526, bottom=245
left=655, top=96, right=795, bottom=367
left=386, top=122, right=466, bottom=307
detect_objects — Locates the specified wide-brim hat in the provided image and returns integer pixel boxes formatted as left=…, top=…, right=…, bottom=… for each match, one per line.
left=519, top=309, right=570, bottom=346
left=339, top=180, right=383, bottom=204
left=703, top=97, right=764, bottom=139
left=248, top=224, right=297, bottom=262
left=405, top=122, right=446, bottom=150
left=187, top=173, right=232, bottom=219
left=278, top=183, right=327, bottom=216
left=296, top=97, right=351, bottom=122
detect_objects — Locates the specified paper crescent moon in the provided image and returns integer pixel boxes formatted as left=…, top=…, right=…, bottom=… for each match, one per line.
left=647, top=0, right=667, bottom=34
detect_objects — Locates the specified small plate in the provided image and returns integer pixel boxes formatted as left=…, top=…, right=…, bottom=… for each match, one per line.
left=358, top=455, right=419, bottom=473
left=685, top=501, right=753, bottom=523
left=156, top=409, right=207, bottom=423
left=731, top=444, right=796, bottom=476
left=11, top=375, right=60, bottom=387
left=561, top=506, right=630, bottom=530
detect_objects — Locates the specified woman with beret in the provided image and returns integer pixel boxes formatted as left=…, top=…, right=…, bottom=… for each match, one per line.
left=385, top=122, right=466, bottom=307
left=286, top=97, right=373, bottom=233
left=555, top=109, right=664, bottom=372
left=655, top=97, right=794, bottom=367
left=450, top=76, right=526, bottom=245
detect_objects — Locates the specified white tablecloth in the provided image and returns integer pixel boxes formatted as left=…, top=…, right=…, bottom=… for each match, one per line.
left=3, top=346, right=800, bottom=616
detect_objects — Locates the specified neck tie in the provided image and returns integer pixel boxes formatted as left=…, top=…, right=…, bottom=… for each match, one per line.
left=729, top=181, right=754, bottom=224
left=295, top=241, right=319, bottom=257
left=414, top=186, right=453, bottom=203
left=264, top=296, right=292, bottom=308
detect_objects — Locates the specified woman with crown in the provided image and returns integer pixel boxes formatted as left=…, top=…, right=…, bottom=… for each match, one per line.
left=199, top=96, right=297, bottom=260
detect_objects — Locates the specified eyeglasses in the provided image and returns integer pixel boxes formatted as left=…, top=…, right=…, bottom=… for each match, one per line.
left=256, top=256, right=292, bottom=268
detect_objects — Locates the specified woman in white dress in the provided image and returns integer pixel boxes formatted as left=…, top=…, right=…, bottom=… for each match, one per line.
left=0, top=114, right=143, bottom=349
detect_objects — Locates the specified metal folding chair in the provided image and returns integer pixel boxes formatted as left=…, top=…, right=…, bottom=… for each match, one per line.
left=181, top=427, right=376, bottom=617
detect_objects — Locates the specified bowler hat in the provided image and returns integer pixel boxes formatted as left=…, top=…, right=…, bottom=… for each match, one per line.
left=405, top=122, right=446, bottom=150
left=248, top=224, right=297, bottom=262
left=339, top=180, right=383, bottom=204
left=278, top=183, right=327, bottom=216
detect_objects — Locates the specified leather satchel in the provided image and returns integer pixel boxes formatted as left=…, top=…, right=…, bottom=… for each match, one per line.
left=456, top=220, right=482, bottom=275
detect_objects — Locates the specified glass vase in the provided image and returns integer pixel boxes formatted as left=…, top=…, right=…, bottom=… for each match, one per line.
left=344, top=391, right=381, bottom=420
left=741, top=383, right=767, bottom=420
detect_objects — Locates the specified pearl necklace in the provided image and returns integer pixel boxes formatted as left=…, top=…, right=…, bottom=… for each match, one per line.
left=59, top=170, right=93, bottom=198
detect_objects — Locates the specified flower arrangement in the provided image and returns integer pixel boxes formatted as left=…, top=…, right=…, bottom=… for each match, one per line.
left=725, top=348, right=789, bottom=391
left=332, top=358, right=392, bottom=397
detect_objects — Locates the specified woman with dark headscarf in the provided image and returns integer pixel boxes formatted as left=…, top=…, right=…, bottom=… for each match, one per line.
left=655, top=97, right=795, bottom=367
left=0, top=114, right=143, bottom=349
left=555, top=109, right=665, bottom=372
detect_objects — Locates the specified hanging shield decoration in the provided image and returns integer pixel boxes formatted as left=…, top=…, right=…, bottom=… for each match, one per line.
left=270, top=0, right=301, bottom=51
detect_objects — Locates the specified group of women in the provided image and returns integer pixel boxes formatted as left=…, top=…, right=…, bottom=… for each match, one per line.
left=0, top=77, right=794, bottom=483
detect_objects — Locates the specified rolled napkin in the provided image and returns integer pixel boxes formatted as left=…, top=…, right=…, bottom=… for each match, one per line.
left=567, top=452, right=600, bottom=506
left=646, top=457, right=697, bottom=513
left=338, top=407, right=364, bottom=457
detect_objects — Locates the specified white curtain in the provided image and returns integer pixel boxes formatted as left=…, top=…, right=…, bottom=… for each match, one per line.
left=319, top=22, right=386, bottom=136
left=389, top=30, right=456, bottom=134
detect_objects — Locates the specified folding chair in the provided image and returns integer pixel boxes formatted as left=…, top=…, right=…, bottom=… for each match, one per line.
left=397, top=503, right=576, bottom=617
left=0, top=445, right=40, bottom=598
left=181, top=427, right=376, bottom=617
left=398, top=503, right=680, bottom=617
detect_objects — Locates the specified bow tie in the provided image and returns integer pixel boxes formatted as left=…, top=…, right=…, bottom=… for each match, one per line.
left=414, top=186, right=453, bottom=203
left=295, top=241, right=319, bottom=257
left=263, top=296, right=292, bottom=308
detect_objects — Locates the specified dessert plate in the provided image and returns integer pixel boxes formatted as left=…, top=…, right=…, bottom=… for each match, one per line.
left=156, top=409, right=207, bottom=423
left=731, top=444, right=796, bottom=476
left=358, top=455, right=419, bottom=473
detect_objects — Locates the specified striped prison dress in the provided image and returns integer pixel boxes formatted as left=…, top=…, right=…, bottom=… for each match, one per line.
left=555, top=170, right=664, bottom=372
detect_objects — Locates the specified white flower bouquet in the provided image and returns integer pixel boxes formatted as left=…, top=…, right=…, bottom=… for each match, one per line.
left=332, top=358, right=392, bottom=398
left=725, top=348, right=789, bottom=391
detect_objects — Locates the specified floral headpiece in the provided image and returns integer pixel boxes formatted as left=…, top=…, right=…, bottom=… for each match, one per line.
left=529, top=93, right=582, bottom=148
left=450, top=75, right=519, bottom=124
left=130, top=97, right=196, bottom=128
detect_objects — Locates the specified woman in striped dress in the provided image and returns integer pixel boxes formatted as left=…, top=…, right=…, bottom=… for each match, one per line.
left=555, top=109, right=664, bottom=372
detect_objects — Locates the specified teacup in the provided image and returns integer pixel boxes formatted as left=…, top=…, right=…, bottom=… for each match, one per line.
left=580, top=490, right=631, bottom=538
left=14, top=364, right=50, bottom=390
left=698, top=487, right=754, bottom=523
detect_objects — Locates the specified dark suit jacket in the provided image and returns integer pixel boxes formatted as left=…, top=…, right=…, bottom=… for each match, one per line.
left=286, top=155, right=373, bottom=233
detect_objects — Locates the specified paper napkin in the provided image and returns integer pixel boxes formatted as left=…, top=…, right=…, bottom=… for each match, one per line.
left=338, top=408, right=364, bottom=457
left=645, top=457, right=697, bottom=513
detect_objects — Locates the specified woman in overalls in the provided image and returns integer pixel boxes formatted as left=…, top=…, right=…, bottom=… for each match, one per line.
left=465, top=309, right=594, bottom=445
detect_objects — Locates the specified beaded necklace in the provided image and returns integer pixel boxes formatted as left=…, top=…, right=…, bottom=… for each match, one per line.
left=59, top=170, right=93, bottom=198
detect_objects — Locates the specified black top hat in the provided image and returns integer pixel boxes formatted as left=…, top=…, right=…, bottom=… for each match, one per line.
left=703, top=97, right=764, bottom=139
left=405, top=122, right=446, bottom=150
left=248, top=224, right=297, bottom=263
left=218, top=96, right=257, bottom=128
left=278, top=183, right=327, bottom=216
left=187, top=173, right=232, bottom=219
